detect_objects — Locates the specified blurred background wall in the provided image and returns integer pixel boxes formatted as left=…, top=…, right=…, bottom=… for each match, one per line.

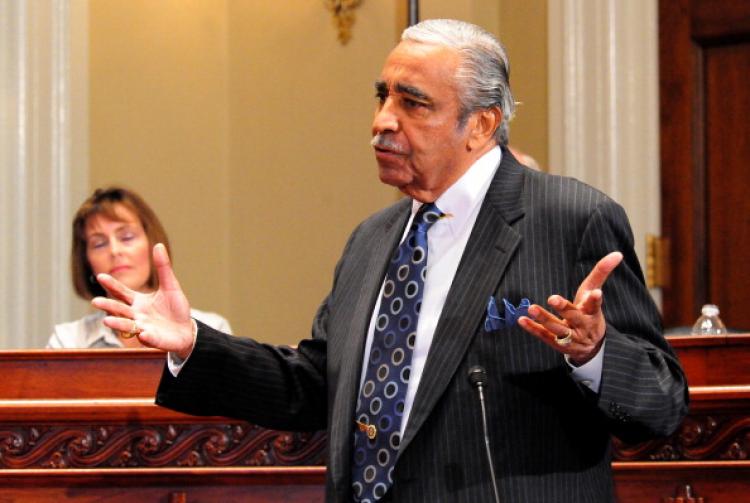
left=85, top=0, right=549, bottom=345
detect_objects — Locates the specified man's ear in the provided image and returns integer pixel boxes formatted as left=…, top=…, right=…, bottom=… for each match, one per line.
left=467, top=107, right=503, bottom=151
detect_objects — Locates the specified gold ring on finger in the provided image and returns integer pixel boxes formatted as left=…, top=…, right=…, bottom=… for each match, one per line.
left=555, top=329, right=573, bottom=346
left=121, top=320, right=141, bottom=339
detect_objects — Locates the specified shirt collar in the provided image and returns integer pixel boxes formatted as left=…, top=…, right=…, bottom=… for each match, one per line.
left=410, top=145, right=502, bottom=237
left=85, top=311, right=123, bottom=347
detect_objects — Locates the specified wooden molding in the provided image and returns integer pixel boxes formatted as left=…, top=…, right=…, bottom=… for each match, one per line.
left=0, top=422, right=325, bottom=469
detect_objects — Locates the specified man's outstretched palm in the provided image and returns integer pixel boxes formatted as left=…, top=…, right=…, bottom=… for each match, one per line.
left=92, top=243, right=195, bottom=359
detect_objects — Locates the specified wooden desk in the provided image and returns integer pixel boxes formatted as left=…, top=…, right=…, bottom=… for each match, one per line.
left=613, top=334, right=750, bottom=502
left=2, top=335, right=749, bottom=501
left=0, top=349, right=326, bottom=501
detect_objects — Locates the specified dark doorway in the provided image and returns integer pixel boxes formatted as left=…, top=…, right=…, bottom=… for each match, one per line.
left=659, top=0, right=750, bottom=329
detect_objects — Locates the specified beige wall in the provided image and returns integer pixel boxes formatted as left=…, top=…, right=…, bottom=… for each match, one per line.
left=89, top=1, right=549, bottom=345
left=422, top=0, right=548, bottom=169
left=498, top=0, right=548, bottom=169
left=89, top=0, right=231, bottom=320
left=225, top=2, right=397, bottom=341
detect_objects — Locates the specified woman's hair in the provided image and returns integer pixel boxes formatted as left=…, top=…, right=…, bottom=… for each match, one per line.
left=71, top=186, right=171, bottom=300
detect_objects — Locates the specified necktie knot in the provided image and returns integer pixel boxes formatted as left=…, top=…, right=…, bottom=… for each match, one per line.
left=412, top=203, right=444, bottom=233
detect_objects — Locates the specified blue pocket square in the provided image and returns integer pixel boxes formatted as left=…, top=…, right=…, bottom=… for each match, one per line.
left=484, top=296, right=531, bottom=331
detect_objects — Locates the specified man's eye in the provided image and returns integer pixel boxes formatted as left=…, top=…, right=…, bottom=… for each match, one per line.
left=403, top=97, right=424, bottom=109
left=375, top=92, right=387, bottom=104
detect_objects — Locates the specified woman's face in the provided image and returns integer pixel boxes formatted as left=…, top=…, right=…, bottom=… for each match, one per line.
left=84, top=203, right=152, bottom=294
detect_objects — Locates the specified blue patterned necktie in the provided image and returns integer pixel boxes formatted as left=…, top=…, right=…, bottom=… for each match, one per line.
left=351, top=202, right=444, bottom=502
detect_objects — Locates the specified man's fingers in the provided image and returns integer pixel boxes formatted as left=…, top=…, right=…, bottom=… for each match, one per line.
left=519, top=316, right=558, bottom=345
left=528, top=304, right=561, bottom=325
left=549, top=291, right=602, bottom=318
left=92, top=296, right=135, bottom=319
left=546, top=295, right=586, bottom=328
left=519, top=316, right=572, bottom=349
left=96, top=273, right=135, bottom=305
left=527, top=304, right=572, bottom=338
left=579, top=289, right=603, bottom=316
left=153, top=243, right=182, bottom=292
left=134, top=330, right=160, bottom=349
left=102, top=315, right=139, bottom=334
left=579, top=251, right=623, bottom=293
left=548, top=295, right=576, bottom=313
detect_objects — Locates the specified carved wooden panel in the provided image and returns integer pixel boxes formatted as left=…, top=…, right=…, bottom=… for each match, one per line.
left=0, top=423, right=325, bottom=469
left=613, top=415, right=750, bottom=462
left=1, top=340, right=749, bottom=500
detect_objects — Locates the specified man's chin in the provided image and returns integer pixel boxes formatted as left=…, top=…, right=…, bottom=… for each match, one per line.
left=377, top=165, right=411, bottom=187
left=378, top=174, right=410, bottom=191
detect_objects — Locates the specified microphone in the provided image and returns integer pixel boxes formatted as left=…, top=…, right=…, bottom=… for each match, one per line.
left=468, top=366, right=501, bottom=503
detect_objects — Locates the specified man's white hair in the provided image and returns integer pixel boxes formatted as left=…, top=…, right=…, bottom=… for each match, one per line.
left=402, top=19, right=515, bottom=146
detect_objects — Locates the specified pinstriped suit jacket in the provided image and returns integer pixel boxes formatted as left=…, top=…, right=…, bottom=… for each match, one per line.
left=156, top=149, right=688, bottom=502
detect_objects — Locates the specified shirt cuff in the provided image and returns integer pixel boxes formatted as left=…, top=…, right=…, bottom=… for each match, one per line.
left=166, top=318, right=198, bottom=377
left=565, top=338, right=606, bottom=393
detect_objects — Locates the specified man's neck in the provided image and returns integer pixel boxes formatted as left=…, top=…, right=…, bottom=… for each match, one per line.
left=405, top=141, right=499, bottom=203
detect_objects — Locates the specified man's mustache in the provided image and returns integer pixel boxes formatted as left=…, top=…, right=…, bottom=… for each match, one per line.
left=371, top=134, right=407, bottom=154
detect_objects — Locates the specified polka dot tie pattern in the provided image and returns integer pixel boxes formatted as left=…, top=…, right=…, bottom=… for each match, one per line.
left=351, top=203, right=444, bottom=502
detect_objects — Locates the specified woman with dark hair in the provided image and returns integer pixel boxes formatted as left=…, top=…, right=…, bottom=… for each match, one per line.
left=48, top=186, right=231, bottom=348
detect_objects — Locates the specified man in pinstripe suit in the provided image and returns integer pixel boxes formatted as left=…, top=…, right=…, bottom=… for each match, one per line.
left=94, top=19, right=688, bottom=502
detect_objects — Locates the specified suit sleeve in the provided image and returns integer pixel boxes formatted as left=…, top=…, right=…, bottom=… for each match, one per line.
left=573, top=199, right=689, bottom=443
left=155, top=323, right=328, bottom=431
left=154, top=221, right=365, bottom=432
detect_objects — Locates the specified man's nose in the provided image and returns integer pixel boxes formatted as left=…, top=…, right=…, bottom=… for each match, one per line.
left=372, top=98, right=399, bottom=134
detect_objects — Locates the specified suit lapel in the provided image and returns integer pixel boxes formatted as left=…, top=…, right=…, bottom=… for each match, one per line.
left=399, top=151, right=527, bottom=456
left=328, top=199, right=411, bottom=494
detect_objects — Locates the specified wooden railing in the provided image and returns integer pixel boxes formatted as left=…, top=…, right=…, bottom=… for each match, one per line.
left=0, top=349, right=326, bottom=501
left=1, top=335, right=749, bottom=501
left=612, top=334, right=750, bottom=502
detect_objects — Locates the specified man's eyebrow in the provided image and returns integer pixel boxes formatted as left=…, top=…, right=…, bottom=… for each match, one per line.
left=395, top=83, right=430, bottom=101
left=374, top=80, right=387, bottom=94
left=373, top=81, right=431, bottom=102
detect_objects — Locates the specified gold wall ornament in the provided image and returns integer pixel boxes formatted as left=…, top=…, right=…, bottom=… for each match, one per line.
left=325, top=0, right=363, bottom=45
